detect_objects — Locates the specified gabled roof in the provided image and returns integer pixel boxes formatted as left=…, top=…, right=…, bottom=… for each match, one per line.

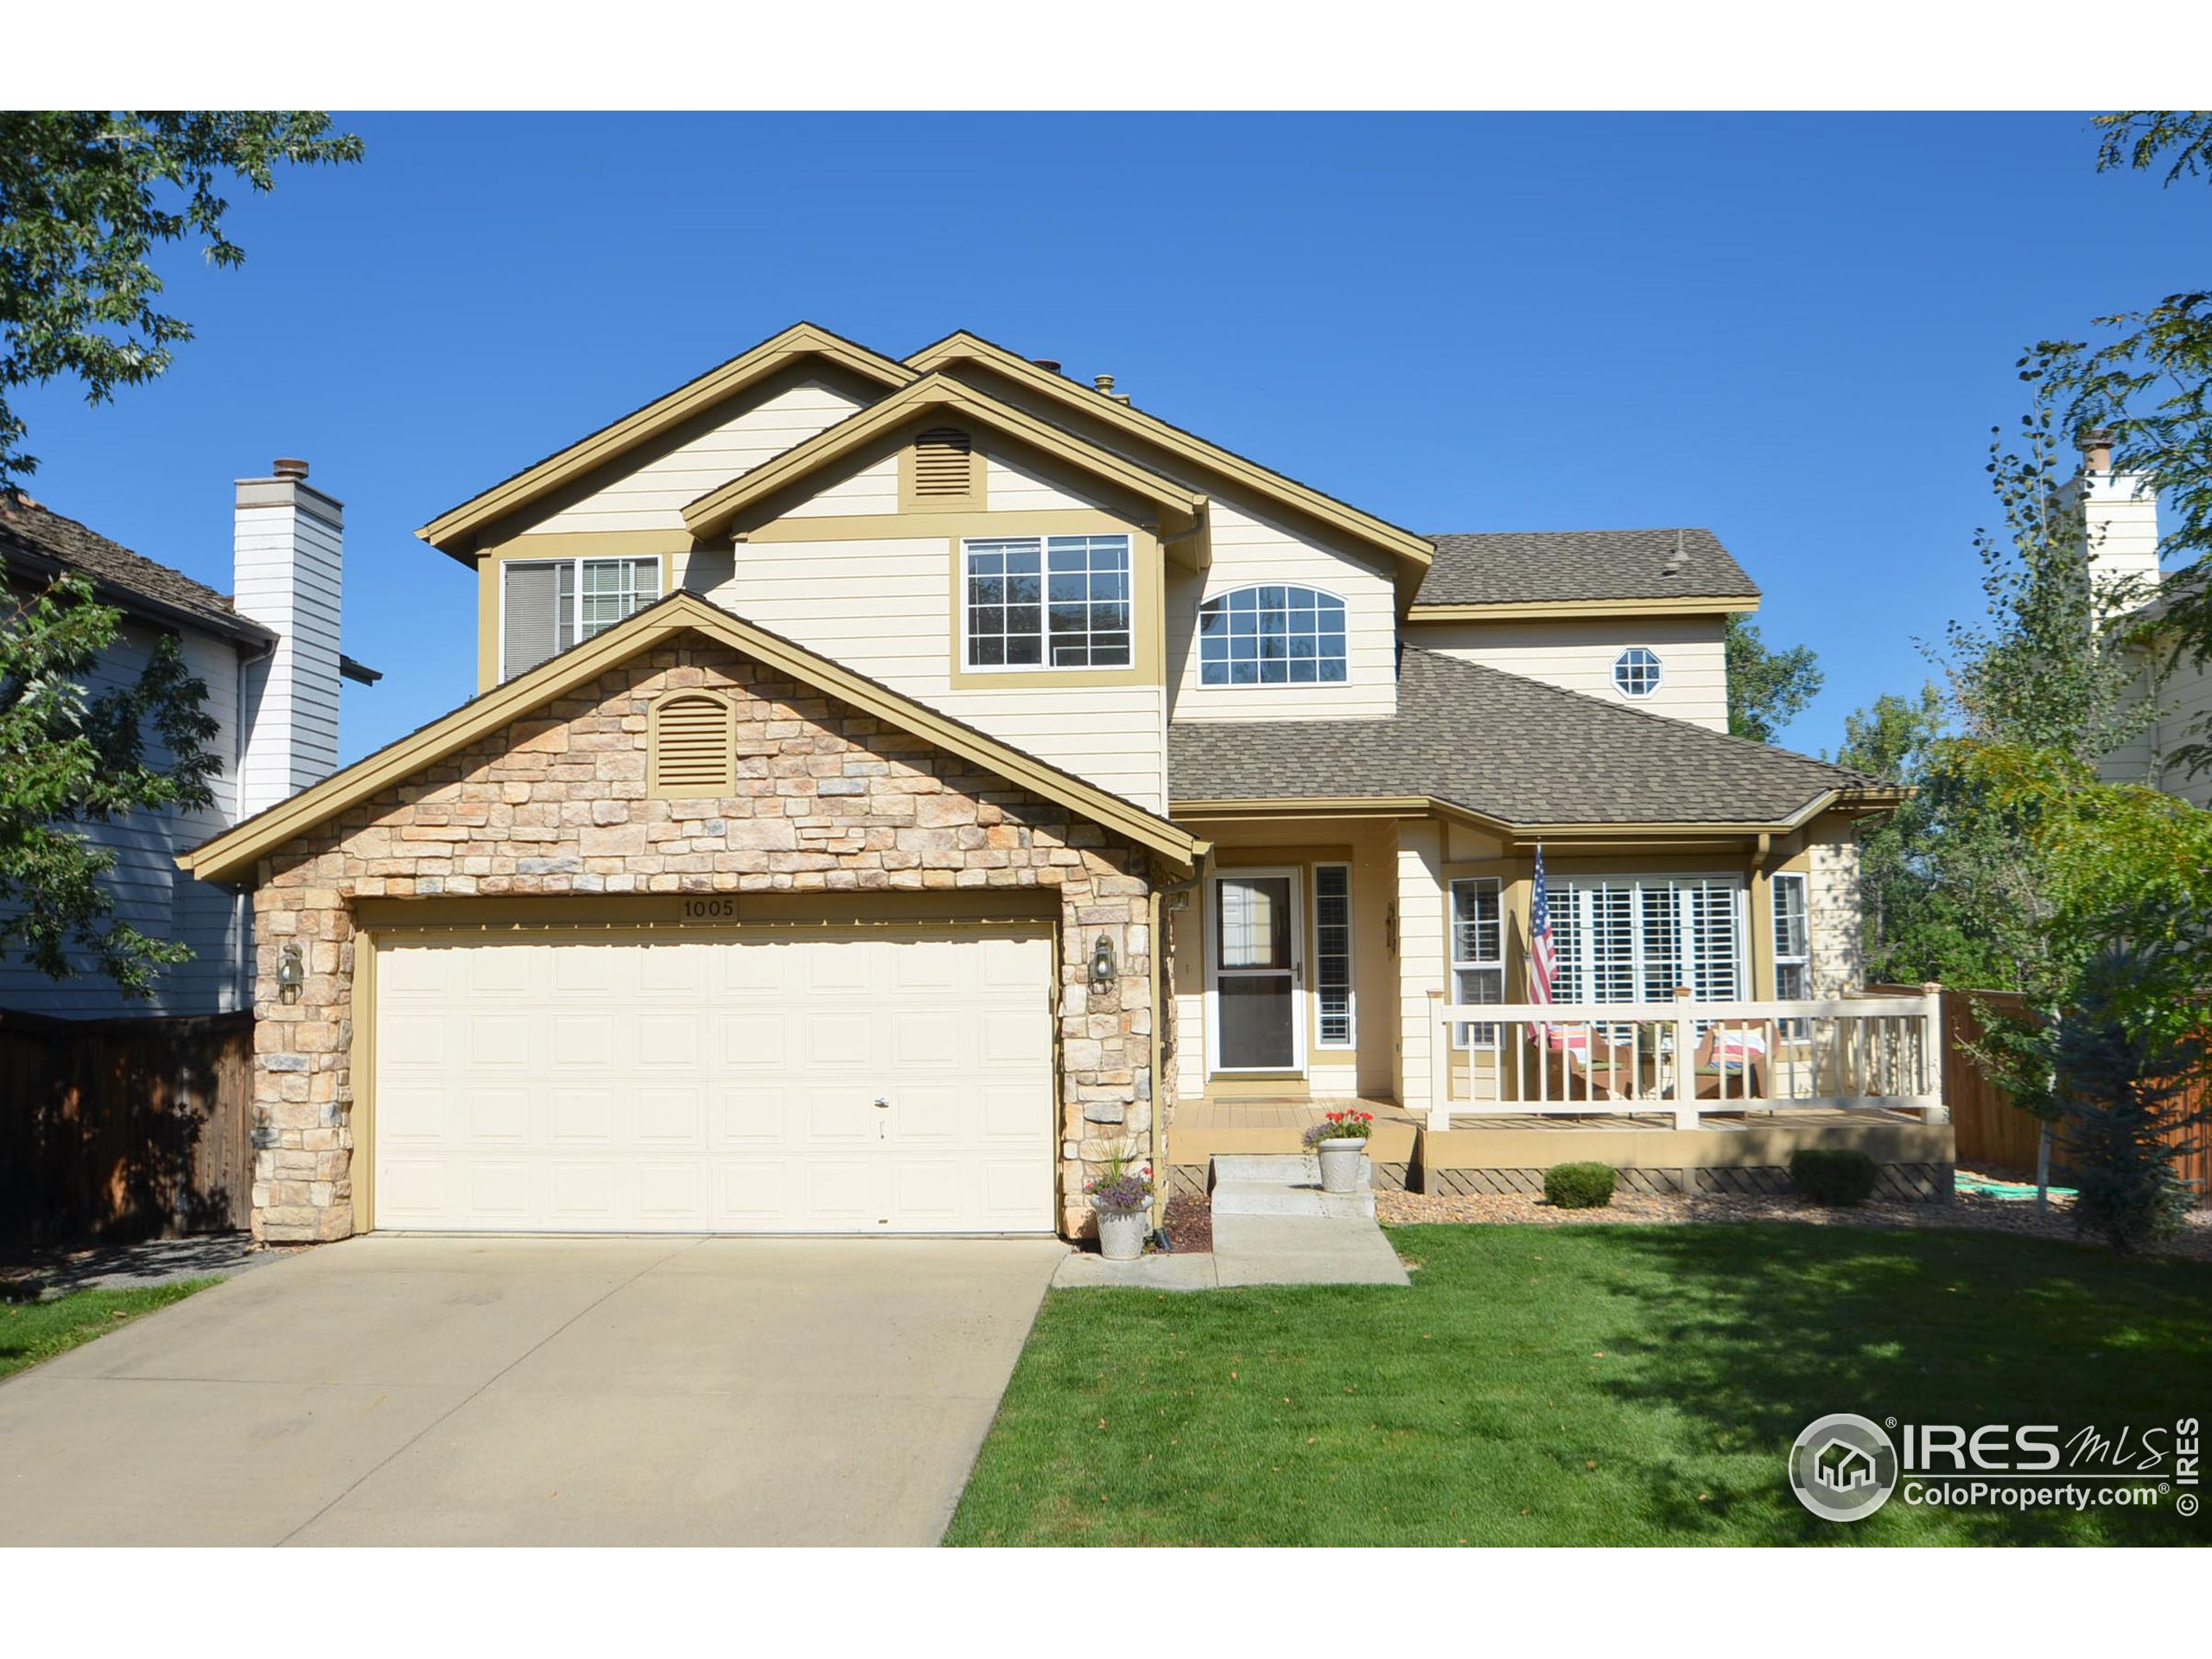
left=0, top=493, right=272, bottom=647
left=179, top=591, right=1205, bottom=885
left=1169, top=645, right=1888, bottom=835
left=1414, top=528, right=1762, bottom=613
left=681, top=372, right=1209, bottom=543
left=416, top=322, right=917, bottom=560
left=906, top=330, right=1436, bottom=595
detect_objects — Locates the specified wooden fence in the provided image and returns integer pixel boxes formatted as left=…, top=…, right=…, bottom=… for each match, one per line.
left=1868, top=984, right=2212, bottom=1198
left=0, top=1007, right=254, bottom=1243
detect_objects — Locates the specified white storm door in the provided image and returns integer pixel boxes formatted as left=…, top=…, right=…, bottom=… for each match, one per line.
left=1208, top=868, right=1304, bottom=1074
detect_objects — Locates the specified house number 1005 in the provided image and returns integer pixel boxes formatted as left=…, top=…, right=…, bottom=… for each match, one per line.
left=681, top=898, right=735, bottom=920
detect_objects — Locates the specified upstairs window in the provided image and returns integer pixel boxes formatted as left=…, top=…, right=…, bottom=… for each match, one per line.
left=502, top=556, right=661, bottom=680
left=963, top=535, right=1131, bottom=670
left=1198, top=585, right=1347, bottom=685
left=1612, top=645, right=1663, bottom=698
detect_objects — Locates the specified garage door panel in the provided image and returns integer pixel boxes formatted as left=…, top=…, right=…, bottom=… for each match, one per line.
left=374, top=928, right=1054, bottom=1235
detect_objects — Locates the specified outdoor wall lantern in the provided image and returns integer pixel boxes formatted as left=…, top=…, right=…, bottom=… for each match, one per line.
left=276, top=944, right=304, bottom=1004
left=1089, top=932, right=1117, bottom=990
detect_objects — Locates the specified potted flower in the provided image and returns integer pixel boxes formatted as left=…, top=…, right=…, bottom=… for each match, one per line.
left=1084, top=1154, right=1155, bottom=1262
left=1303, top=1109, right=1376, bottom=1194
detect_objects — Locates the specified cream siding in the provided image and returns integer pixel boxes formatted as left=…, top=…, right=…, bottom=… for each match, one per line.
left=0, top=620, right=249, bottom=1017
left=1408, top=615, right=1732, bottom=731
left=982, top=445, right=1096, bottom=512
left=1393, top=820, right=1448, bottom=1116
left=524, top=381, right=864, bottom=536
left=699, top=535, right=1167, bottom=810
left=1166, top=497, right=1399, bottom=724
left=779, top=451, right=900, bottom=518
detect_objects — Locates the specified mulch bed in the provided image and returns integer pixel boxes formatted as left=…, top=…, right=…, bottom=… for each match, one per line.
left=1374, top=1169, right=2212, bottom=1262
left=1160, top=1193, right=1213, bottom=1255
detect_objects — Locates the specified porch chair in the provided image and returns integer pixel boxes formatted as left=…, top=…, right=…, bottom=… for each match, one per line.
left=1691, top=1019, right=1774, bottom=1105
left=1535, top=1022, right=1637, bottom=1102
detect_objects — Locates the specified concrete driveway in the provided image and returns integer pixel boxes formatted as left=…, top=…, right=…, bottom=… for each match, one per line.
left=0, top=1233, right=1065, bottom=1545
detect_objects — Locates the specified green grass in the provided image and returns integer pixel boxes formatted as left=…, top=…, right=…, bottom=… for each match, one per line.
left=0, top=1280, right=216, bottom=1383
left=947, top=1224, right=2212, bottom=1545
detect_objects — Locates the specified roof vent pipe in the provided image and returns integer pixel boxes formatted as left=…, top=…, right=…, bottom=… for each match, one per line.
left=1031, top=358, right=1063, bottom=375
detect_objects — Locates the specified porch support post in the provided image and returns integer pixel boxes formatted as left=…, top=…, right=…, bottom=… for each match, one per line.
left=1671, top=985, right=1699, bottom=1131
left=1919, top=981, right=1948, bottom=1124
left=1427, top=988, right=1451, bottom=1132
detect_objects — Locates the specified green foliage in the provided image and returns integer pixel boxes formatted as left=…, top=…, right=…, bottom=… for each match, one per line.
left=0, top=561, right=220, bottom=995
left=1541, top=1161, right=1617, bottom=1209
left=1723, top=613, right=1822, bottom=743
left=1787, top=1148, right=1879, bottom=1207
left=0, top=111, right=362, bottom=491
left=0, top=1278, right=216, bottom=1381
left=2031, top=111, right=2212, bottom=780
left=2052, top=947, right=2205, bottom=1253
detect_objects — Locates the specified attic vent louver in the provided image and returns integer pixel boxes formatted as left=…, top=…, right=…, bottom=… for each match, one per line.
left=652, top=691, right=736, bottom=797
left=913, top=428, right=974, bottom=498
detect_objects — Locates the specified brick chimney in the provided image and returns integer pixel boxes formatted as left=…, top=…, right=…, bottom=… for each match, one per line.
left=232, top=459, right=345, bottom=817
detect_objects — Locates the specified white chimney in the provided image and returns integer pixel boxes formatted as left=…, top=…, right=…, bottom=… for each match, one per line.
left=233, top=458, right=344, bottom=818
left=2077, top=428, right=2161, bottom=613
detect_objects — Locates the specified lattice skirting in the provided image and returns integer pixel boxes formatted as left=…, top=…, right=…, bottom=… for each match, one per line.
left=1419, top=1162, right=1955, bottom=1202
left=1167, top=1166, right=1210, bottom=1202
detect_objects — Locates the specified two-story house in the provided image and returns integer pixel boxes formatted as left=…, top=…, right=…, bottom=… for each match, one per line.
left=1, top=463, right=372, bottom=1018
left=181, top=324, right=1931, bottom=1246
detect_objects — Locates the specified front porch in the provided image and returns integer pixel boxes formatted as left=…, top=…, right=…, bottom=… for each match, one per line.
left=1167, top=989, right=1957, bottom=1202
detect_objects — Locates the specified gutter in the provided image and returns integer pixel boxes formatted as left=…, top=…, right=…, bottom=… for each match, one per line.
left=0, top=541, right=276, bottom=652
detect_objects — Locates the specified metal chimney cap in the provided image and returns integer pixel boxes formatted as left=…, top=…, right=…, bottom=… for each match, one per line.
left=271, top=457, right=310, bottom=480
left=1030, top=359, right=1064, bottom=375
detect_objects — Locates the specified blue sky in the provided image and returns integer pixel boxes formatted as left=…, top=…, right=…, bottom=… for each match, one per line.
left=14, top=111, right=2208, bottom=765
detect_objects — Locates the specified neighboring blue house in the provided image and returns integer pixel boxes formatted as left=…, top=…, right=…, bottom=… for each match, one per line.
left=0, top=461, right=375, bottom=1018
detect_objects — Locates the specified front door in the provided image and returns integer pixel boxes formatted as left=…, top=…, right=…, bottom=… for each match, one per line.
left=1209, top=868, right=1304, bottom=1074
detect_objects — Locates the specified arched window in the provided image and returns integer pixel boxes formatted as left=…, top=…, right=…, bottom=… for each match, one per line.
left=1613, top=646, right=1663, bottom=698
left=1198, top=585, right=1347, bottom=685
left=650, top=690, right=736, bottom=797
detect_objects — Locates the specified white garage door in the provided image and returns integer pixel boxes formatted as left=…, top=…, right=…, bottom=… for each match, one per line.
left=371, top=927, right=1056, bottom=1234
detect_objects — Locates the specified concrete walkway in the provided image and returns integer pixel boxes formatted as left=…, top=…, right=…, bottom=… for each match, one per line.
left=0, top=1233, right=1065, bottom=1546
left=1054, top=1154, right=1410, bottom=1291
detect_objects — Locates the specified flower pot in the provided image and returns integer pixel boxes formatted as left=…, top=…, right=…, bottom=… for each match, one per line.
left=1317, top=1137, right=1370, bottom=1194
left=1095, top=1204, right=1149, bottom=1261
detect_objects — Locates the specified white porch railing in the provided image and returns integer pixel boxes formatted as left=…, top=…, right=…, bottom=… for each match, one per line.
left=1425, top=988, right=1946, bottom=1133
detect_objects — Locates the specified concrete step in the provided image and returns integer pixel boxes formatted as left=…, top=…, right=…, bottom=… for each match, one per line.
left=1209, top=1179, right=1377, bottom=1220
left=1210, top=1153, right=1318, bottom=1185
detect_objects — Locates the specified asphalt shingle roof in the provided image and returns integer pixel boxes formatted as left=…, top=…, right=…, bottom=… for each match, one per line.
left=1416, top=527, right=1761, bottom=607
left=0, top=493, right=268, bottom=643
left=1169, top=646, right=1878, bottom=826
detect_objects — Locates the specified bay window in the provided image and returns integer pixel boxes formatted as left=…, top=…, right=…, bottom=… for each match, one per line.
left=1543, top=875, right=1745, bottom=1006
left=1449, top=876, right=1504, bottom=1048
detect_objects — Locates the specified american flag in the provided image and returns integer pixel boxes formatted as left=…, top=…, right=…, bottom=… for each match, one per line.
left=1529, top=843, right=1556, bottom=1042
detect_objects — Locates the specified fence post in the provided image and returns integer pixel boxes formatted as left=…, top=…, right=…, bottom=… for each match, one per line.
left=1672, top=986, right=1698, bottom=1131
left=1919, top=982, right=1948, bottom=1124
left=1427, top=989, right=1451, bottom=1133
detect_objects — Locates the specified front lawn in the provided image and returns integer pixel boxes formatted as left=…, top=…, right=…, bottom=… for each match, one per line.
left=947, top=1224, right=2211, bottom=1545
left=0, top=1280, right=215, bottom=1383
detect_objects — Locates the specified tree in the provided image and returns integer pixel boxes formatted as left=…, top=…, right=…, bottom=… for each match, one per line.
left=0, top=111, right=362, bottom=493
left=1723, top=613, right=1822, bottom=743
left=2031, top=110, right=2212, bottom=777
left=0, top=565, right=220, bottom=995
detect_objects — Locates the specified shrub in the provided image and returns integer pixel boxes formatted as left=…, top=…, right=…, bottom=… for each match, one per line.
left=1789, top=1148, right=1880, bottom=1207
left=1542, top=1161, right=1617, bottom=1209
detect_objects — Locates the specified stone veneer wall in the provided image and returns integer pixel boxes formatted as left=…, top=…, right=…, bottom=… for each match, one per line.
left=247, top=641, right=1170, bottom=1243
